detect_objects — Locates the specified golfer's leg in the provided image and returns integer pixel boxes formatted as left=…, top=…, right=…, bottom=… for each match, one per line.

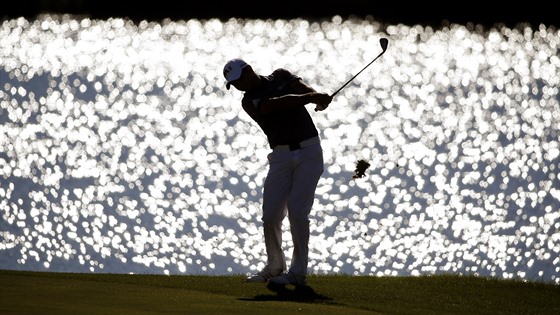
left=287, top=144, right=324, bottom=277
left=262, top=151, right=292, bottom=273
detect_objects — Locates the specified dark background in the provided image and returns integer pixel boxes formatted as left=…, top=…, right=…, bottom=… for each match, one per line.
left=3, top=0, right=558, bottom=28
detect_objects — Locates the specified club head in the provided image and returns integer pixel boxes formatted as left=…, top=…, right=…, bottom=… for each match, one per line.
left=380, top=38, right=388, bottom=52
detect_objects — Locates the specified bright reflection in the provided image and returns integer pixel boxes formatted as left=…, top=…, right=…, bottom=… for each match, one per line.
left=0, top=16, right=559, bottom=284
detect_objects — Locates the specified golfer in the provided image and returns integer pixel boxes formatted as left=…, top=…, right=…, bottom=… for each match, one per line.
left=223, top=58, right=332, bottom=287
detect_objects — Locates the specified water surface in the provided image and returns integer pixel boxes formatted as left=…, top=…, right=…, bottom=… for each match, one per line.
left=1, top=16, right=559, bottom=283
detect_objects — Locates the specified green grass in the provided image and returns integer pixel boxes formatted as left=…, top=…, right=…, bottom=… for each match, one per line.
left=1, top=270, right=559, bottom=314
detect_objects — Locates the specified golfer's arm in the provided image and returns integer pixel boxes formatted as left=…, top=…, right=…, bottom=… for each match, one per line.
left=259, top=78, right=322, bottom=113
left=290, top=79, right=317, bottom=94
left=259, top=93, right=318, bottom=114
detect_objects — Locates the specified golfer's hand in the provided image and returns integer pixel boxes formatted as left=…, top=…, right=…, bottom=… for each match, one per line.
left=313, top=93, right=333, bottom=111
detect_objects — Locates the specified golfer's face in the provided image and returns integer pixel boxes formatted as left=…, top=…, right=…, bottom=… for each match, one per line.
left=230, top=68, right=250, bottom=91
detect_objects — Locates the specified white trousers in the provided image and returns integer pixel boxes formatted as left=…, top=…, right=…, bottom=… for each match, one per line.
left=262, top=142, right=323, bottom=277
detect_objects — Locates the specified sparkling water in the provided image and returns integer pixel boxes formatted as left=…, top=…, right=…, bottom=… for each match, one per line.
left=1, top=15, right=559, bottom=284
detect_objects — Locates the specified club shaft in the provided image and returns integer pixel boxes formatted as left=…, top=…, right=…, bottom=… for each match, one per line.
left=331, top=38, right=388, bottom=98
left=331, top=53, right=385, bottom=97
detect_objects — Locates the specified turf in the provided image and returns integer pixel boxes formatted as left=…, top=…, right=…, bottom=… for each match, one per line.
left=1, top=270, right=558, bottom=314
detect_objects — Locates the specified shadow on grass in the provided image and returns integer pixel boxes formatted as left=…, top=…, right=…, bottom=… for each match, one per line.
left=239, top=282, right=339, bottom=304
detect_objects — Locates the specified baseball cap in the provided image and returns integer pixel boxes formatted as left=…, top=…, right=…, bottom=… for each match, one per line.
left=223, top=58, right=248, bottom=90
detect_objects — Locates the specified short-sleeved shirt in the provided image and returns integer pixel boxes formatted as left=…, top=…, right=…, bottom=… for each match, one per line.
left=242, top=68, right=319, bottom=149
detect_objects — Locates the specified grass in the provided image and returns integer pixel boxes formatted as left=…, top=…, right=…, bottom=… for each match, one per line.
left=1, top=269, right=559, bottom=314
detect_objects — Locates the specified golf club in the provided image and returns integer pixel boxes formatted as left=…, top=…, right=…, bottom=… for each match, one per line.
left=331, top=37, right=389, bottom=98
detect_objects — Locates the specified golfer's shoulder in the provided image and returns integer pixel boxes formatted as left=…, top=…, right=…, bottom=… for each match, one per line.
left=269, top=68, right=295, bottom=78
left=268, top=68, right=301, bottom=86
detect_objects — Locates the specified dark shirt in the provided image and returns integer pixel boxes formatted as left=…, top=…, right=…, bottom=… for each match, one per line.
left=243, top=68, right=319, bottom=148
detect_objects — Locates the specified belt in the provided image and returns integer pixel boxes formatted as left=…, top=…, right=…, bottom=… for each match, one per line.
left=273, top=136, right=320, bottom=151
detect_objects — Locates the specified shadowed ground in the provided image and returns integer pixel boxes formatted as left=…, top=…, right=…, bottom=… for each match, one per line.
left=239, top=282, right=336, bottom=303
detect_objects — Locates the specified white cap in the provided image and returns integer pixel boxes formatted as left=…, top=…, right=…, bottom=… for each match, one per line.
left=223, top=58, right=248, bottom=90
